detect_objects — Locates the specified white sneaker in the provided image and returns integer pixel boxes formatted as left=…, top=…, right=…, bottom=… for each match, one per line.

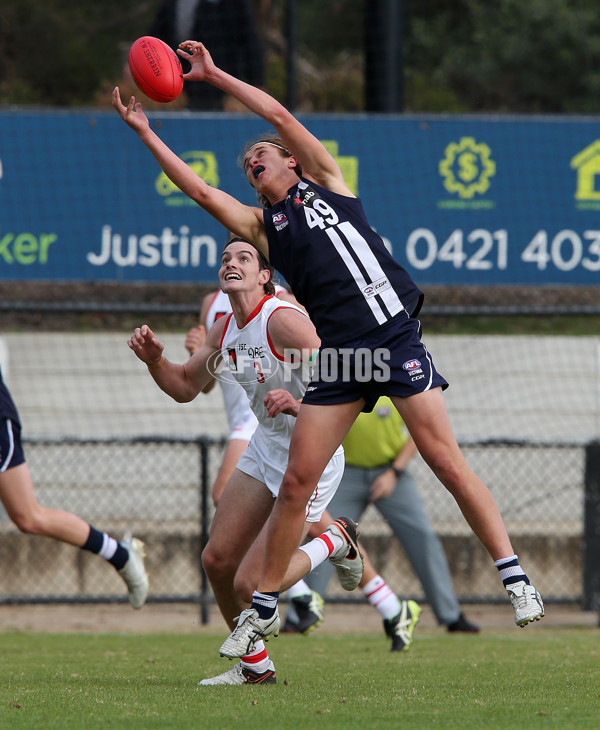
left=326, top=517, right=364, bottom=591
left=219, top=608, right=280, bottom=659
left=118, top=537, right=149, bottom=610
left=506, top=580, right=544, bottom=627
left=198, top=661, right=276, bottom=686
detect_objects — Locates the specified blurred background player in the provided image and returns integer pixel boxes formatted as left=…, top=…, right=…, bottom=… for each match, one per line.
left=0, top=367, right=148, bottom=609
left=285, top=396, right=479, bottom=650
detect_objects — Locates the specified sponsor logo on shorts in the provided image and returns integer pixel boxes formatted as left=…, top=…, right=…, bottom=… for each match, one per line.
left=272, top=212, right=289, bottom=231
left=403, top=359, right=422, bottom=371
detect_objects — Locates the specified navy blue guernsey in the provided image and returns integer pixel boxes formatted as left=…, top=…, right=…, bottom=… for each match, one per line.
left=0, top=368, right=21, bottom=424
left=264, top=178, right=423, bottom=346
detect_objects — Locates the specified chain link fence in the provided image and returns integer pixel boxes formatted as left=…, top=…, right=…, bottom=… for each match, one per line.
left=0, top=436, right=592, bottom=613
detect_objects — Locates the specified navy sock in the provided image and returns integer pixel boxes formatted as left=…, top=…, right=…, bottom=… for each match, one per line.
left=82, top=526, right=128, bottom=570
left=251, top=590, right=279, bottom=619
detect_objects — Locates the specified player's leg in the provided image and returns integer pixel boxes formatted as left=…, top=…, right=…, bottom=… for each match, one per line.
left=391, top=389, right=544, bottom=626
left=0, top=459, right=148, bottom=609
left=199, top=504, right=291, bottom=688
left=392, top=388, right=512, bottom=558
left=304, top=466, right=369, bottom=599
left=210, top=438, right=249, bottom=506
left=201, top=467, right=274, bottom=629
left=256, top=400, right=364, bottom=595
left=374, top=466, right=462, bottom=626
left=357, top=548, right=421, bottom=652
left=219, top=444, right=363, bottom=657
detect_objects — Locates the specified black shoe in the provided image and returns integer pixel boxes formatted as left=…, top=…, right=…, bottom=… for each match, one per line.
left=382, top=600, right=422, bottom=652
left=447, top=612, right=480, bottom=633
left=280, top=617, right=301, bottom=634
left=291, top=590, right=325, bottom=634
left=241, top=662, right=277, bottom=684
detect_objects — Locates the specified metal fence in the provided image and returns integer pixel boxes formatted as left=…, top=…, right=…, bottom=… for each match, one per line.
left=0, top=436, right=593, bottom=617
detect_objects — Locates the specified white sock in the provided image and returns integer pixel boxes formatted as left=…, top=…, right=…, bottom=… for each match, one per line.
left=98, top=535, right=118, bottom=561
left=363, top=575, right=402, bottom=620
left=287, top=579, right=311, bottom=599
left=299, top=530, right=344, bottom=572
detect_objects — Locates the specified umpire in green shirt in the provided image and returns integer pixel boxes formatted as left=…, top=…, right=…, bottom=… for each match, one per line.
left=305, top=396, right=478, bottom=633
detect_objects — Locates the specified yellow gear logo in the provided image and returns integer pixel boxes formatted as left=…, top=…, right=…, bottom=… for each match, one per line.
left=439, top=137, right=496, bottom=199
left=155, top=151, right=219, bottom=205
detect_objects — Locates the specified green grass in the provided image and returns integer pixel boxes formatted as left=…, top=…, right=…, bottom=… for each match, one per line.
left=1, top=629, right=598, bottom=729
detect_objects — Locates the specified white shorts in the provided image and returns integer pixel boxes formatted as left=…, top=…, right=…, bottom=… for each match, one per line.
left=229, top=410, right=259, bottom=442
left=236, top=430, right=344, bottom=523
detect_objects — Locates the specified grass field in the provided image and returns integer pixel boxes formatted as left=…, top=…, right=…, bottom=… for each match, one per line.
left=1, top=627, right=598, bottom=729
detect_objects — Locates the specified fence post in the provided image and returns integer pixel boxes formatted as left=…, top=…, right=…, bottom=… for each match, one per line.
left=583, top=440, right=600, bottom=612
left=199, top=439, right=211, bottom=624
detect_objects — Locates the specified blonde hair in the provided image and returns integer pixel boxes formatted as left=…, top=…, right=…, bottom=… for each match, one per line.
left=239, top=134, right=303, bottom=208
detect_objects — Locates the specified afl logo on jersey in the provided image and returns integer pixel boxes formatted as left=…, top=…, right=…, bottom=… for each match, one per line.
left=272, top=212, right=289, bottom=231
left=403, top=359, right=421, bottom=371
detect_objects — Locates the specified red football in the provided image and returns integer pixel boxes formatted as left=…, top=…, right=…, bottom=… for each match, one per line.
left=128, top=36, right=183, bottom=103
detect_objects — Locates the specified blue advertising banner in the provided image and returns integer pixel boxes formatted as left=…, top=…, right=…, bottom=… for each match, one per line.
left=0, top=109, right=599, bottom=285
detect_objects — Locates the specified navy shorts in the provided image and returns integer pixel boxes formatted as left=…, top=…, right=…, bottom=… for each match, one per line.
left=302, top=313, right=448, bottom=413
left=0, top=418, right=26, bottom=472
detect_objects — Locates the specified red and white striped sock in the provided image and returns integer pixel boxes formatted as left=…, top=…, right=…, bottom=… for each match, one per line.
left=240, top=640, right=270, bottom=674
left=363, top=575, right=401, bottom=620
left=299, top=530, right=344, bottom=571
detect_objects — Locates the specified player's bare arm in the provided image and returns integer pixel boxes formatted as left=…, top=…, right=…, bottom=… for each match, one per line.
left=266, top=307, right=320, bottom=360
left=111, top=87, right=267, bottom=249
left=178, top=41, right=353, bottom=197
left=128, top=322, right=221, bottom=402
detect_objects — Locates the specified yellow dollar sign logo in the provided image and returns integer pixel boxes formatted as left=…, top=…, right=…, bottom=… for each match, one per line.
left=439, top=137, right=496, bottom=199
left=458, top=151, right=478, bottom=183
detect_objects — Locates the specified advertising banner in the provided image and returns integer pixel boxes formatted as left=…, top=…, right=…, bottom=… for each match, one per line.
left=1, top=110, right=598, bottom=285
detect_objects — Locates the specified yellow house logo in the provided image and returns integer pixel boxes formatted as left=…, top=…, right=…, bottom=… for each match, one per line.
left=571, top=140, right=600, bottom=206
left=438, top=137, right=496, bottom=208
left=155, top=151, right=219, bottom=206
left=321, top=140, right=359, bottom=195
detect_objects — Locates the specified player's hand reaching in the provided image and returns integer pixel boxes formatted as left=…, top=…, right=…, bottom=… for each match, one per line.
left=178, top=41, right=217, bottom=83
left=264, top=389, right=301, bottom=418
left=128, top=325, right=165, bottom=366
left=112, top=87, right=150, bottom=134
left=185, top=325, right=207, bottom=356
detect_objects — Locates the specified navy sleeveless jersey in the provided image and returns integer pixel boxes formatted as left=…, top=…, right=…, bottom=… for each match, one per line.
left=0, top=368, right=21, bottom=424
left=263, top=178, right=423, bottom=346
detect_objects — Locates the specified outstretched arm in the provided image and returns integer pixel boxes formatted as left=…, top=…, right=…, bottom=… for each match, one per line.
left=111, top=88, right=268, bottom=248
left=128, top=320, right=225, bottom=402
left=177, top=42, right=353, bottom=196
